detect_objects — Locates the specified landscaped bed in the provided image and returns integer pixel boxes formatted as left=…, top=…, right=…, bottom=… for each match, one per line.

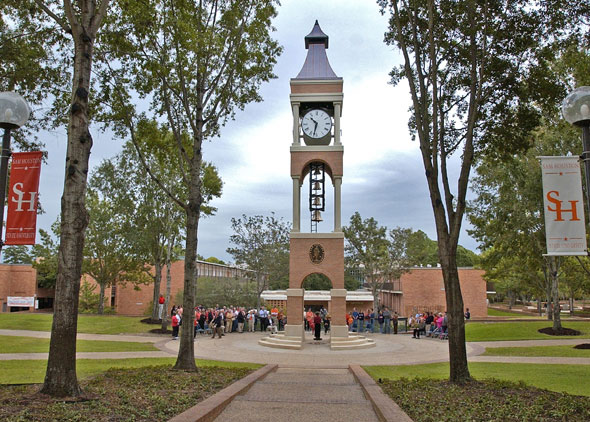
left=0, top=365, right=255, bottom=422
left=378, top=377, right=590, bottom=422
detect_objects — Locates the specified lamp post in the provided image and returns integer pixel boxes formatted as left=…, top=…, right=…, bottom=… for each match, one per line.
left=0, top=92, right=31, bottom=256
left=562, top=86, right=590, bottom=226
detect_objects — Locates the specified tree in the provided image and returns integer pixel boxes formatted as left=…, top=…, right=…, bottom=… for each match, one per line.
left=10, top=0, right=113, bottom=397
left=83, top=188, right=151, bottom=314
left=227, top=214, right=290, bottom=310
left=0, top=0, right=68, bottom=150
left=406, top=230, right=438, bottom=267
left=32, top=227, right=60, bottom=289
left=302, top=273, right=332, bottom=290
left=98, top=0, right=281, bottom=371
left=343, top=213, right=411, bottom=310
left=378, top=0, right=573, bottom=383
left=2, top=246, right=33, bottom=264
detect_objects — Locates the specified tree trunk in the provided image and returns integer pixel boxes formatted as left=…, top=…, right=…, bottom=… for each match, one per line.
left=98, top=283, right=105, bottom=315
left=439, top=245, right=470, bottom=383
left=256, top=274, right=262, bottom=312
left=161, top=242, right=173, bottom=332
left=537, top=297, right=542, bottom=316
left=151, top=261, right=163, bottom=320
left=569, top=296, right=575, bottom=316
left=508, top=292, right=514, bottom=310
left=545, top=284, right=553, bottom=320
left=174, top=161, right=201, bottom=371
left=40, top=13, right=97, bottom=396
left=549, top=257, right=562, bottom=331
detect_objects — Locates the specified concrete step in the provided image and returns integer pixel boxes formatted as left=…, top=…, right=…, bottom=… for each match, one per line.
left=262, top=372, right=356, bottom=385
left=257, top=338, right=302, bottom=350
left=240, top=382, right=367, bottom=404
left=331, top=338, right=376, bottom=350
left=214, top=401, right=379, bottom=422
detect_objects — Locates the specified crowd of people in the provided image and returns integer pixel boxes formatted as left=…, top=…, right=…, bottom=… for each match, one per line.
left=345, top=306, right=401, bottom=334
left=169, top=304, right=288, bottom=339
left=167, top=303, right=469, bottom=340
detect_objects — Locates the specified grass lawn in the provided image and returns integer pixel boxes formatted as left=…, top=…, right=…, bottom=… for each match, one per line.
left=0, top=358, right=262, bottom=384
left=487, top=308, right=537, bottom=317
left=0, top=364, right=262, bottom=422
left=0, top=335, right=158, bottom=354
left=482, top=345, right=590, bottom=358
left=466, top=321, right=590, bottom=341
left=0, top=313, right=154, bottom=334
left=364, top=362, right=590, bottom=396
left=363, top=362, right=590, bottom=396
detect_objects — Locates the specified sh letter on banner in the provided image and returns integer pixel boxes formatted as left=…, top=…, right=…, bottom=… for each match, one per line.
left=540, top=156, right=587, bottom=255
left=5, top=151, right=43, bottom=245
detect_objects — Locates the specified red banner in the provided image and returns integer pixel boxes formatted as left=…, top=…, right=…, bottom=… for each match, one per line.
left=5, top=151, right=43, bottom=245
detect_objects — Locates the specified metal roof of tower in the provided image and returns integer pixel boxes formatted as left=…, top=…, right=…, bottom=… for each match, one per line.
left=295, top=20, right=340, bottom=80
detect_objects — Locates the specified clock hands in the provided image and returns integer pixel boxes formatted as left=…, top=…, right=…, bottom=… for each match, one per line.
left=310, top=117, right=318, bottom=135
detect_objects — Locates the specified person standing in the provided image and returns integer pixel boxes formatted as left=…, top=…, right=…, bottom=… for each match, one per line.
left=357, top=309, right=365, bottom=334
left=393, top=311, right=399, bottom=334
left=382, top=307, right=391, bottom=334
left=171, top=311, right=180, bottom=340
left=313, top=312, right=322, bottom=340
left=464, top=308, right=471, bottom=320
left=237, top=308, right=245, bottom=333
left=211, top=310, right=223, bottom=339
left=225, top=308, right=234, bottom=333
left=158, top=294, right=165, bottom=320
left=270, top=305, right=279, bottom=328
left=247, top=310, right=255, bottom=332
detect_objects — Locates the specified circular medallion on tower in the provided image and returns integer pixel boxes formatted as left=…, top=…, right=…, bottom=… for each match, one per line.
left=301, top=108, right=332, bottom=145
left=309, top=244, right=325, bottom=264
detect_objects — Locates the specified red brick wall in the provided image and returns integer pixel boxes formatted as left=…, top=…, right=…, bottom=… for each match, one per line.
left=0, top=265, right=38, bottom=312
left=289, top=237, right=344, bottom=289
left=397, top=268, right=487, bottom=317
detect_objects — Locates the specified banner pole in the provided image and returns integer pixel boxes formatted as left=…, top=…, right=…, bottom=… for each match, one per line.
left=582, top=126, right=590, bottom=235
left=0, top=128, right=11, bottom=258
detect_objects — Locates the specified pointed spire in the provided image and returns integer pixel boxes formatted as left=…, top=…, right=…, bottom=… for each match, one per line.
left=305, top=20, right=329, bottom=49
left=295, top=21, right=339, bottom=80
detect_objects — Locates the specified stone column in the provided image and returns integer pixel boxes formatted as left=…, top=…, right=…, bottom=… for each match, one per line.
left=292, top=176, right=300, bottom=232
left=330, top=288, right=348, bottom=339
left=292, top=102, right=300, bottom=145
left=334, top=177, right=342, bottom=232
left=285, top=288, right=304, bottom=339
left=334, top=102, right=341, bottom=145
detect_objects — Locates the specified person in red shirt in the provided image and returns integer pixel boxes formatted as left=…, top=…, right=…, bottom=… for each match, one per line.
left=171, top=311, right=180, bottom=339
left=158, top=295, right=165, bottom=320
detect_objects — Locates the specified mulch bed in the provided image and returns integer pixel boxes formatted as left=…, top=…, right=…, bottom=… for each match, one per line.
left=574, top=343, right=590, bottom=350
left=538, top=327, right=581, bottom=336
left=380, top=377, right=590, bottom=422
left=140, top=318, right=162, bottom=325
left=0, top=365, right=254, bottom=422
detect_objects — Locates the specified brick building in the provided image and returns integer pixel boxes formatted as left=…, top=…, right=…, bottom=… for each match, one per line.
left=379, top=267, right=487, bottom=318
left=0, top=263, right=486, bottom=318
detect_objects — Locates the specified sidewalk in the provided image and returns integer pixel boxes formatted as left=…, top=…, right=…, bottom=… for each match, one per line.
left=0, top=329, right=589, bottom=366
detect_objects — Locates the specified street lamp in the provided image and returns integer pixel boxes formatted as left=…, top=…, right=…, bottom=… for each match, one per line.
left=562, top=86, right=590, bottom=223
left=0, top=92, right=31, bottom=255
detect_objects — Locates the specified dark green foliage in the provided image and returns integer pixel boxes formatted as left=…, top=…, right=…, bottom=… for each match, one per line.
left=2, top=246, right=33, bottom=264
left=0, top=365, right=254, bottom=421
left=302, top=273, right=332, bottom=290
left=380, top=377, right=590, bottom=422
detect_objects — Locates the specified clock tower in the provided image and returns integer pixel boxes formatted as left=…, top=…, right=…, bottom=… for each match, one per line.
left=284, top=21, right=348, bottom=348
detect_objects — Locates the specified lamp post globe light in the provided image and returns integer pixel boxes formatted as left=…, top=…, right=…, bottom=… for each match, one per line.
left=0, top=92, right=31, bottom=255
left=562, top=86, right=590, bottom=224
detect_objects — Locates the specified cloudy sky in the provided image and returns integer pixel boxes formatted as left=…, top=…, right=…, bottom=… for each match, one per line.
left=31, top=0, right=480, bottom=263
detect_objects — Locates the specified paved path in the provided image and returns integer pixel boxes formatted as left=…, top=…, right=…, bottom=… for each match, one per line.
left=1, top=329, right=589, bottom=365
left=212, top=367, right=381, bottom=422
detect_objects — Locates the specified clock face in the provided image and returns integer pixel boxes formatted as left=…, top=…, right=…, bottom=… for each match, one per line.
left=301, top=109, right=332, bottom=139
